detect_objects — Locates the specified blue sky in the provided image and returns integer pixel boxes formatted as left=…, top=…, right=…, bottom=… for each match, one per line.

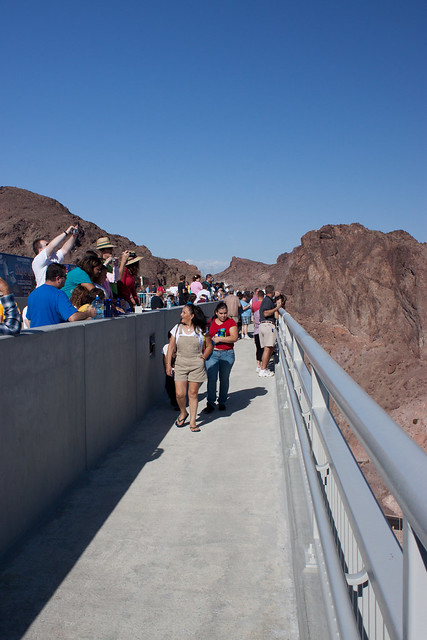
left=1, top=1, right=426, bottom=274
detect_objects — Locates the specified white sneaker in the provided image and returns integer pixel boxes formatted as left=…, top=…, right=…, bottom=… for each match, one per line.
left=259, top=369, right=274, bottom=377
left=255, top=366, right=260, bottom=373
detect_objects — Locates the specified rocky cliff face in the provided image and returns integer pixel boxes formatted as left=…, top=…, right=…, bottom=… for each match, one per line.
left=216, top=224, right=427, bottom=516
left=0, top=186, right=198, bottom=284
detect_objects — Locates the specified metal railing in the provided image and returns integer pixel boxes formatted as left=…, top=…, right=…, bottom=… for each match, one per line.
left=276, top=310, right=427, bottom=640
left=137, top=292, right=158, bottom=309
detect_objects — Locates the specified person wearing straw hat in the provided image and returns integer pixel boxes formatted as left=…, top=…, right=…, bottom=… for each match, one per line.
left=96, top=236, right=129, bottom=298
left=118, top=251, right=143, bottom=310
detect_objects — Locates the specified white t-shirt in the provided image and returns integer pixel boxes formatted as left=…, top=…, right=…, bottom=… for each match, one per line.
left=171, top=324, right=205, bottom=349
left=32, top=248, right=65, bottom=287
left=196, top=288, right=211, bottom=302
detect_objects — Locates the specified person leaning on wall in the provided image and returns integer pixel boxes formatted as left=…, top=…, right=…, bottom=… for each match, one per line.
left=26, top=263, right=96, bottom=328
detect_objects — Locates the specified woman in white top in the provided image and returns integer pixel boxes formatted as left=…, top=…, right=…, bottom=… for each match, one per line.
left=166, top=303, right=213, bottom=432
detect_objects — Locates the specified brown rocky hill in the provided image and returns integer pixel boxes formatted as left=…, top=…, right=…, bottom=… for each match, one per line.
left=216, top=224, right=427, bottom=517
left=0, top=186, right=198, bottom=285
left=214, top=256, right=276, bottom=290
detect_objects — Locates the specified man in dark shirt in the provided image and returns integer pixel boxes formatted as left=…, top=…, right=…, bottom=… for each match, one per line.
left=150, top=290, right=165, bottom=310
left=258, top=285, right=282, bottom=377
left=177, top=275, right=188, bottom=306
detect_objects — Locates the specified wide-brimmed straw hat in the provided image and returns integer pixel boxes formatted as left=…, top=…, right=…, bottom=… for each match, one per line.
left=127, top=254, right=143, bottom=266
left=96, top=236, right=116, bottom=250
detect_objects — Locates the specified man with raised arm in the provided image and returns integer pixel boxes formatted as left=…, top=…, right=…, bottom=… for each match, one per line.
left=26, top=263, right=96, bottom=328
left=0, top=277, right=21, bottom=336
left=32, top=225, right=79, bottom=287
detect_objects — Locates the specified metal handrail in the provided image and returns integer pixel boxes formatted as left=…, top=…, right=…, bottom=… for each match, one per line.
left=277, top=309, right=427, bottom=639
left=279, top=310, right=427, bottom=550
left=279, top=343, right=361, bottom=640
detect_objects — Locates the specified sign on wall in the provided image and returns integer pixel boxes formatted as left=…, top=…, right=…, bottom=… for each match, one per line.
left=0, top=252, right=35, bottom=297
left=0, top=251, right=87, bottom=297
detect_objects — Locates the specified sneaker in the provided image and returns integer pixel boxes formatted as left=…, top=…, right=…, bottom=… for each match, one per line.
left=255, top=366, right=260, bottom=373
left=203, top=403, right=215, bottom=414
left=259, top=369, right=274, bottom=377
left=218, top=404, right=226, bottom=411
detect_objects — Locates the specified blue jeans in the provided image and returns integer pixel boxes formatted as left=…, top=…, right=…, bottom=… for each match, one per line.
left=206, top=349, right=235, bottom=405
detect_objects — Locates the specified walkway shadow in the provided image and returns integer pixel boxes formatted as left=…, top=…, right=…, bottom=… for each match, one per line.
left=197, top=386, right=267, bottom=426
left=0, top=400, right=176, bottom=640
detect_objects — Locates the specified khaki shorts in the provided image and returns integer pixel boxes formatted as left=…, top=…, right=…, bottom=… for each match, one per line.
left=259, top=322, right=277, bottom=348
left=174, top=355, right=207, bottom=383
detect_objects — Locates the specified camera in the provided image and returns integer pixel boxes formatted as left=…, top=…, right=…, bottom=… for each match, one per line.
left=128, top=251, right=136, bottom=259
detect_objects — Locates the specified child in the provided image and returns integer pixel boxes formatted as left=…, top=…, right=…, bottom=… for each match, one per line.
left=163, top=331, right=179, bottom=410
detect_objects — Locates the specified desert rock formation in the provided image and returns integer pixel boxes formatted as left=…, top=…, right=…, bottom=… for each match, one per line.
left=0, top=186, right=198, bottom=285
left=216, top=224, right=427, bottom=516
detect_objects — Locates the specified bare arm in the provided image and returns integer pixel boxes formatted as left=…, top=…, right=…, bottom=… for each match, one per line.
left=80, top=282, right=96, bottom=292
left=118, top=251, right=130, bottom=281
left=45, top=226, right=77, bottom=259
left=60, top=229, right=79, bottom=262
left=165, top=334, right=176, bottom=377
left=263, top=298, right=282, bottom=318
left=202, top=334, right=214, bottom=360
left=68, top=307, right=96, bottom=322
left=211, top=324, right=238, bottom=345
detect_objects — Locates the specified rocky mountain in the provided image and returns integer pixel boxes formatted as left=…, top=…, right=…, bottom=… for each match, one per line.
left=216, top=224, right=427, bottom=517
left=0, top=186, right=198, bottom=285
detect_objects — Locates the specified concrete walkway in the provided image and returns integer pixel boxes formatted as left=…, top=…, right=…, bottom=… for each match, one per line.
left=0, top=338, right=299, bottom=640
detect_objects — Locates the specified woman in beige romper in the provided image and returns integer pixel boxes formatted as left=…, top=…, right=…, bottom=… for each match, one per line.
left=166, top=303, right=213, bottom=432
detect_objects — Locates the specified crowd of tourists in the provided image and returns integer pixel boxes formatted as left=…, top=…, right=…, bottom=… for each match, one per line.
left=0, top=228, right=287, bottom=432
left=163, top=284, right=285, bottom=431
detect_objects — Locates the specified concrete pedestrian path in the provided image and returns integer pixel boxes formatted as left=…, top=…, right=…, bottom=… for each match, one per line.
left=0, top=338, right=299, bottom=640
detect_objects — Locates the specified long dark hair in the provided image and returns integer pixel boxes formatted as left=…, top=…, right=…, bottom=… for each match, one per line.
left=127, top=261, right=140, bottom=277
left=183, top=303, right=207, bottom=332
left=214, top=302, right=228, bottom=318
left=79, top=255, right=102, bottom=279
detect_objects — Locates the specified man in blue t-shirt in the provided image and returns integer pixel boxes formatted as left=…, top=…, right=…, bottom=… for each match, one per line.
left=27, top=263, right=96, bottom=328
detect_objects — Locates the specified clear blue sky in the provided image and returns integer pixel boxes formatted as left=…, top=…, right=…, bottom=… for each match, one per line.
left=1, top=0, right=426, bottom=273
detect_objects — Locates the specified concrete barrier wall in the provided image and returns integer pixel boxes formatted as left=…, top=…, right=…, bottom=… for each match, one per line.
left=0, top=303, right=216, bottom=557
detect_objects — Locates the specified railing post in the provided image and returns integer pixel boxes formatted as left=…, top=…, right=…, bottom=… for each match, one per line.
left=404, top=521, right=427, bottom=639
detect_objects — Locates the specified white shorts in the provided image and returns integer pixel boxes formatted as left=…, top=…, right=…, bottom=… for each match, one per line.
left=259, top=322, right=277, bottom=348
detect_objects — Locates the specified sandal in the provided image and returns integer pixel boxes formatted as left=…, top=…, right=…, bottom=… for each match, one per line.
left=190, top=425, right=201, bottom=432
left=175, top=413, right=189, bottom=427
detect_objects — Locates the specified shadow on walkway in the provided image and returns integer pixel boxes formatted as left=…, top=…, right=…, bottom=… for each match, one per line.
left=197, top=385, right=268, bottom=425
left=0, top=401, right=176, bottom=640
